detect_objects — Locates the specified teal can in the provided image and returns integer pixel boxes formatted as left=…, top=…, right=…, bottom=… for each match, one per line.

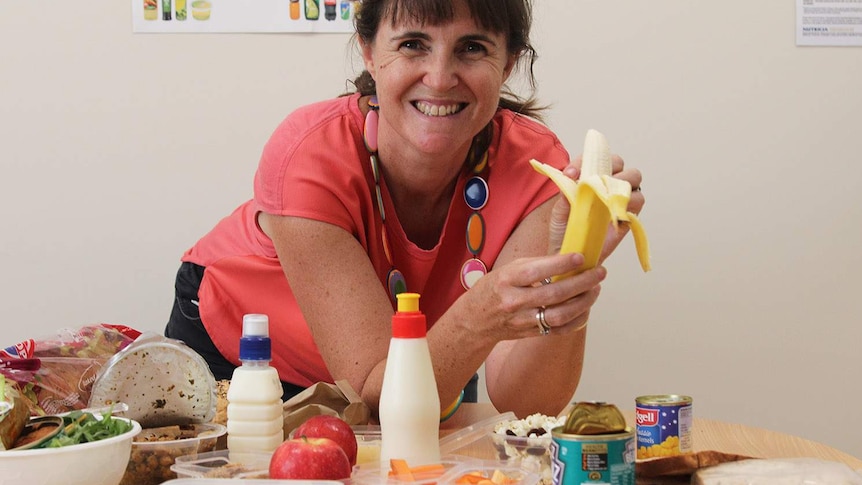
left=550, top=426, right=635, bottom=485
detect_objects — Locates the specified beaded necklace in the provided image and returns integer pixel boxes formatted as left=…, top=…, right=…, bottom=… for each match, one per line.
left=363, top=96, right=492, bottom=302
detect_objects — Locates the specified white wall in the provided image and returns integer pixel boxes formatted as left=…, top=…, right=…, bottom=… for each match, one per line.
left=2, top=1, right=861, bottom=459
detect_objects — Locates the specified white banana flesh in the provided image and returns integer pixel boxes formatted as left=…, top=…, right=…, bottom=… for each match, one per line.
left=530, top=129, right=651, bottom=280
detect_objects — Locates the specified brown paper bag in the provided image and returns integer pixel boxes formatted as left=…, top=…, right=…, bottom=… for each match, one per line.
left=282, top=380, right=371, bottom=436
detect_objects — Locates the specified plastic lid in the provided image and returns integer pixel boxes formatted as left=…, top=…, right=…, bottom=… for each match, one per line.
left=438, top=411, right=516, bottom=455
left=240, top=314, right=271, bottom=361
left=392, top=293, right=426, bottom=338
left=397, top=292, right=420, bottom=312
left=88, top=333, right=217, bottom=427
left=242, top=314, right=269, bottom=337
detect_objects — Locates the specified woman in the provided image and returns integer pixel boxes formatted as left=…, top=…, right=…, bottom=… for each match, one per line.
left=166, top=0, right=644, bottom=419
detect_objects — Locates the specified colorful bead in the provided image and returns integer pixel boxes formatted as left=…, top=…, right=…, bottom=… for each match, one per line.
left=473, top=151, right=489, bottom=174
left=387, top=268, right=407, bottom=298
left=370, top=153, right=381, bottom=184
left=364, top=109, right=379, bottom=153
left=466, top=212, right=485, bottom=255
left=464, top=176, right=489, bottom=211
left=374, top=184, right=386, bottom=221
left=460, top=258, right=487, bottom=290
left=381, top=225, right=393, bottom=266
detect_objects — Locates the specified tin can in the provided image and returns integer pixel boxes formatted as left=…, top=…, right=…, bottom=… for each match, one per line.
left=635, top=394, right=693, bottom=460
left=550, top=427, right=635, bottom=485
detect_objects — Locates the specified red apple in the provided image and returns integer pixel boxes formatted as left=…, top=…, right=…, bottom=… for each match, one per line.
left=269, top=436, right=352, bottom=480
left=293, top=414, right=358, bottom=467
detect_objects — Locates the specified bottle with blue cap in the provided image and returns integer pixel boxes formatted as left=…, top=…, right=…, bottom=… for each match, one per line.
left=226, top=314, right=284, bottom=462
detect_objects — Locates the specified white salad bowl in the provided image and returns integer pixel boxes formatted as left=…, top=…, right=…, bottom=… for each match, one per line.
left=0, top=417, right=141, bottom=485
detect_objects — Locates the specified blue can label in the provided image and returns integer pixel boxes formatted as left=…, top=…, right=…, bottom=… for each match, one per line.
left=550, top=429, right=635, bottom=485
left=635, top=398, right=692, bottom=459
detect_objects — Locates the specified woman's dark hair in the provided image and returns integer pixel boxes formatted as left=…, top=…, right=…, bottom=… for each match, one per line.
left=349, top=0, right=545, bottom=120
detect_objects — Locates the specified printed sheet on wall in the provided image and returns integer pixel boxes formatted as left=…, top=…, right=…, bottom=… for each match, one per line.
left=796, top=0, right=862, bottom=46
left=133, top=0, right=358, bottom=33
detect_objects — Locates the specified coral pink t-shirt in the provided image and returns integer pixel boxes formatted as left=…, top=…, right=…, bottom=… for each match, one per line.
left=182, top=94, right=570, bottom=387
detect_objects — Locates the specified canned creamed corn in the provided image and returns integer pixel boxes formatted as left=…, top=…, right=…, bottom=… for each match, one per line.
left=635, top=394, right=692, bottom=459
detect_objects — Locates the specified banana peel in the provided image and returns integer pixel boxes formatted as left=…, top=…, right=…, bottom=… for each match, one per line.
left=530, top=129, right=650, bottom=281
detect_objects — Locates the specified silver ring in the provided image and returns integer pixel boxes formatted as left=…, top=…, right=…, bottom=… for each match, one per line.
left=540, top=277, right=552, bottom=286
left=536, top=308, right=551, bottom=336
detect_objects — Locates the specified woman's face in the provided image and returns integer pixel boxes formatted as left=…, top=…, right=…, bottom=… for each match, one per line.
left=361, top=1, right=514, bottom=160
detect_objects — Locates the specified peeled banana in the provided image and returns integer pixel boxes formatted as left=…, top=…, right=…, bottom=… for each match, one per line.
left=530, top=129, right=651, bottom=280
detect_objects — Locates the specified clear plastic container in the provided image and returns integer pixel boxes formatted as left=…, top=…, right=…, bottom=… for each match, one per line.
left=438, top=412, right=516, bottom=456
left=439, top=412, right=555, bottom=485
left=351, top=456, right=476, bottom=485
left=351, top=456, right=538, bottom=485
left=89, top=333, right=217, bottom=428
left=121, top=422, right=226, bottom=485
left=442, top=462, right=540, bottom=485
left=171, top=449, right=272, bottom=479
left=352, top=425, right=382, bottom=468
left=162, top=480, right=342, bottom=485
left=488, top=433, right=553, bottom=484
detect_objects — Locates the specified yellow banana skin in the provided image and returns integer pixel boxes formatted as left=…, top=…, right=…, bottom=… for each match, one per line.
left=530, top=129, right=651, bottom=280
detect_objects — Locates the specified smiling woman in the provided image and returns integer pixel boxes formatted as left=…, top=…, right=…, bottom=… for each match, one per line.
left=164, top=0, right=646, bottom=422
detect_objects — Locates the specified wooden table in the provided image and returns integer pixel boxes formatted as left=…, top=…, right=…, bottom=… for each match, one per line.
left=443, top=403, right=862, bottom=470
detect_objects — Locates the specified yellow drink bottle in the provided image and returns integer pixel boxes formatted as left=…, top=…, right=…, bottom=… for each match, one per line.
left=175, top=0, right=187, bottom=20
left=290, top=0, right=300, bottom=20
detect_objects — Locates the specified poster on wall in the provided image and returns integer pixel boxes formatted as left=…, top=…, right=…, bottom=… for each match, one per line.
left=796, top=0, right=862, bottom=46
left=133, top=0, right=359, bottom=33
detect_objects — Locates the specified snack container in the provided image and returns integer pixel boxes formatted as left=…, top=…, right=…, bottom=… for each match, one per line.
left=442, top=462, right=540, bottom=485
left=488, top=413, right=565, bottom=485
left=351, top=456, right=477, bottom=485
left=352, top=458, right=538, bottom=485
left=490, top=433, right=553, bottom=485
left=170, top=448, right=271, bottom=479
left=121, top=422, right=226, bottom=485
left=162, top=480, right=342, bottom=485
left=352, top=424, right=383, bottom=467
left=438, top=412, right=516, bottom=457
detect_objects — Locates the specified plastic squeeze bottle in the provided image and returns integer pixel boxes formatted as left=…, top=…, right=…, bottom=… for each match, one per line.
left=378, top=293, right=441, bottom=470
left=227, top=314, right=284, bottom=462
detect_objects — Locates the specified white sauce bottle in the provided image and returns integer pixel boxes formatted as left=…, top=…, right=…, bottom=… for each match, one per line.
left=226, top=314, right=284, bottom=462
left=378, top=293, right=441, bottom=471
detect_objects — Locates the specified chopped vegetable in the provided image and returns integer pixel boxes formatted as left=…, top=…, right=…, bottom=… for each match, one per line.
left=388, top=459, right=447, bottom=482
left=386, top=459, right=520, bottom=484
left=40, top=408, right=132, bottom=448
left=455, top=469, right=519, bottom=485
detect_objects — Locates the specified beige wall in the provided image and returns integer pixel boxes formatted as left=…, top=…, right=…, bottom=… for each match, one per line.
left=2, top=1, right=860, bottom=458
